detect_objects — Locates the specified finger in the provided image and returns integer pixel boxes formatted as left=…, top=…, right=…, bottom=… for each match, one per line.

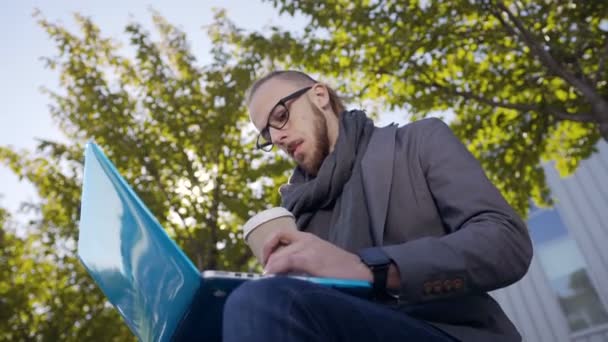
left=265, top=251, right=309, bottom=275
left=264, top=239, right=307, bottom=271
left=261, top=231, right=290, bottom=266
left=261, top=233, right=283, bottom=267
left=261, top=229, right=302, bottom=265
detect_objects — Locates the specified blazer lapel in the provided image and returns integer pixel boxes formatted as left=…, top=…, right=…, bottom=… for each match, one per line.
left=361, top=123, right=397, bottom=246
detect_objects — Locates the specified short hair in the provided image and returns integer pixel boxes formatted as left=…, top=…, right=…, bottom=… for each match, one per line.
left=246, top=70, right=346, bottom=116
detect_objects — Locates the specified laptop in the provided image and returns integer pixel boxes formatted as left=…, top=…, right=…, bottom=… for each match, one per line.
left=77, top=141, right=371, bottom=342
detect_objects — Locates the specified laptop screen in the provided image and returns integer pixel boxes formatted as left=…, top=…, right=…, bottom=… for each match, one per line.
left=77, top=142, right=200, bottom=341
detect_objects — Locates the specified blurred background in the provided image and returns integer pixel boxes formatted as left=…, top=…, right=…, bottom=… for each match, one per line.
left=0, top=1, right=607, bottom=341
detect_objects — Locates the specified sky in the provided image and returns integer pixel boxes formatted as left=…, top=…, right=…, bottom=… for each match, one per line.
left=0, top=0, right=298, bottom=215
left=0, top=0, right=408, bottom=217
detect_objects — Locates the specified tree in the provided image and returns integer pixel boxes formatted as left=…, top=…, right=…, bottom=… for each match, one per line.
left=221, top=0, right=608, bottom=216
left=1, top=202, right=138, bottom=341
left=0, top=11, right=290, bottom=340
left=1, top=223, right=136, bottom=340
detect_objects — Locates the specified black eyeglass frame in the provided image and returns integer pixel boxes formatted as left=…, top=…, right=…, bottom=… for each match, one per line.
left=255, top=86, right=313, bottom=151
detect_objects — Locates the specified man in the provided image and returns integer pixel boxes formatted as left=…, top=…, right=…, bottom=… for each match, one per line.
left=222, top=70, right=533, bottom=341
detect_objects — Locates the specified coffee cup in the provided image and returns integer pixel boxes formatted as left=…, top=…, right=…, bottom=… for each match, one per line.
left=242, top=207, right=297, bottom=264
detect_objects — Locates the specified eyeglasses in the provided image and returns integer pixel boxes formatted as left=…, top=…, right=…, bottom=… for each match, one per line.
left=255, top=86, right=313, bottom=151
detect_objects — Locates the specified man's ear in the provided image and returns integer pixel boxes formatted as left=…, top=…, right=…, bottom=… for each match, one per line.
left=310, top=83, right=331, bottom=110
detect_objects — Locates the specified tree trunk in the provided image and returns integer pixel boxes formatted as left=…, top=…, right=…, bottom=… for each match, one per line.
left=593, top=98, right=608, bottom=141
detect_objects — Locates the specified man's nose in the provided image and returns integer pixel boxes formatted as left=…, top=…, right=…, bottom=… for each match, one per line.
left=270, top=127, right=289, bottom=148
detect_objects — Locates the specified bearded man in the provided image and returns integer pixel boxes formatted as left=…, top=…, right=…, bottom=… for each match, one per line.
left=222, top=70, right=532, bottom=342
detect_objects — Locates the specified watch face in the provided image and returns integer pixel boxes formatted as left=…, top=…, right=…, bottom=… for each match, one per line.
left=360, top=248, right=391, bottom=267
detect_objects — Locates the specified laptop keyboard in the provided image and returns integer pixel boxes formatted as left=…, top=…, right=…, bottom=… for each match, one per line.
left=204, top=270, right=268, bottom=279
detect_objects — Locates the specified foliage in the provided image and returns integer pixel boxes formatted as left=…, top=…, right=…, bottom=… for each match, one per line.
left=221, top=0, right=608, bottom=216
left=3, top=1, right=606, bottom=338
left=0, top=11, right=290, bottom=340
left=1, top=218, right=135, bottom=340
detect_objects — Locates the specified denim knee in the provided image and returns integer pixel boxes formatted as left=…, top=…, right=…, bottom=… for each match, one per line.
left=223, top=277, right=326, bottom=341
left=224, top=277, right=301, bottom=315
left=224, top=276, right=301, bottom=313
left=223, top=277, right=309, bottom=333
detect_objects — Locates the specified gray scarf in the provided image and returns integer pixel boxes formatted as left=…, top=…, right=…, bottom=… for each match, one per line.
left=280, top=110, right=376, bottom=252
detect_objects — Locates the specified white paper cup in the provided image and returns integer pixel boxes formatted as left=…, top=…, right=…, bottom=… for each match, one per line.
left=242, top=207, right=297, bottom=263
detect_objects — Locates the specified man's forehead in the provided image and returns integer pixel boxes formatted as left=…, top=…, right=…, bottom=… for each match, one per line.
left=249, top=78, right=302, bottom=128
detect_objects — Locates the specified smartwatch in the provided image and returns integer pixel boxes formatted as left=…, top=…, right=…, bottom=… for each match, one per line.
left=357, top=247, right=392, bottom=299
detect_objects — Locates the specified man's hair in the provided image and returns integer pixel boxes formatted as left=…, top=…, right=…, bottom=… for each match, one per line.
left=246, top=70, right=345, bottom=116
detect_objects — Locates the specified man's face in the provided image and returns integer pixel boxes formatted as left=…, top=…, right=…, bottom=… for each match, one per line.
left=249, top=79, right=331, bottom=175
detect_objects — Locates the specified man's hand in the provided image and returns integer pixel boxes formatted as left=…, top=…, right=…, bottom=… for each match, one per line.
left=262, top=229, right=373, bottom=281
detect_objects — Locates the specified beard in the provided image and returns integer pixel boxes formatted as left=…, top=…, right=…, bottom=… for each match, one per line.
left=300, top=105, right=330, bottom=176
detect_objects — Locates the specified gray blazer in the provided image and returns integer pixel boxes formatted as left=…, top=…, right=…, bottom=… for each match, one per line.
left=359, top=118, right=533, bottom=342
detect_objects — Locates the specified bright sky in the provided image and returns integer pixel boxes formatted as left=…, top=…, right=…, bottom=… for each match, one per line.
left=0, top=1, right=408, bottom=216
left=0, top=0, right=302, bottom=214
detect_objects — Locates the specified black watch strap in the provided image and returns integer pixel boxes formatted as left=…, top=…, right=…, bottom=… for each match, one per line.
left=357, top=247, right=392, bottom=299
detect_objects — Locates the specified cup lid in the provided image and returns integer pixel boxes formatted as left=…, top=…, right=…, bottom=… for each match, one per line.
left=242, top=207, right=294, bottom=239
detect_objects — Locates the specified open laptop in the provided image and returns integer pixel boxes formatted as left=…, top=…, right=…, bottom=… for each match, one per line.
left=77, top=141, right=371, bottom=342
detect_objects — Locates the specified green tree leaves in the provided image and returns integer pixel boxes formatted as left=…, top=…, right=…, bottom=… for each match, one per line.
left=2, top=2, right=606, bottom=339
left=224, top=0, right=608, bottom=216
left=1, top=11, right=291, bottom=340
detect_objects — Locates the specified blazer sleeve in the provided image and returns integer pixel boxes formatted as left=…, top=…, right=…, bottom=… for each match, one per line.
left=379, top=118, right=533, bottom=303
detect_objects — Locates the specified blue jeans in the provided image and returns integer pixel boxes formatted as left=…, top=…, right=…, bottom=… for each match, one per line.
left=222, top=277, right=457, bottom=341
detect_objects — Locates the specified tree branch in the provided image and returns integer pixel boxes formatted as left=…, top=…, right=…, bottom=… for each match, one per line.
left=122, top=114, right=197, bottom=248
left=135, top=142, right=195, bottom=244
left=419, top=79, right=596, bottom=123
left=491, top=3, right=601, bottom=103
left=199, top=173, right=221, bottom=271
left=595, top=36, right=608, bottom=85
left=380, top=63, right=597, bottom=124
left=544, top=107, right=595, bottom=123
